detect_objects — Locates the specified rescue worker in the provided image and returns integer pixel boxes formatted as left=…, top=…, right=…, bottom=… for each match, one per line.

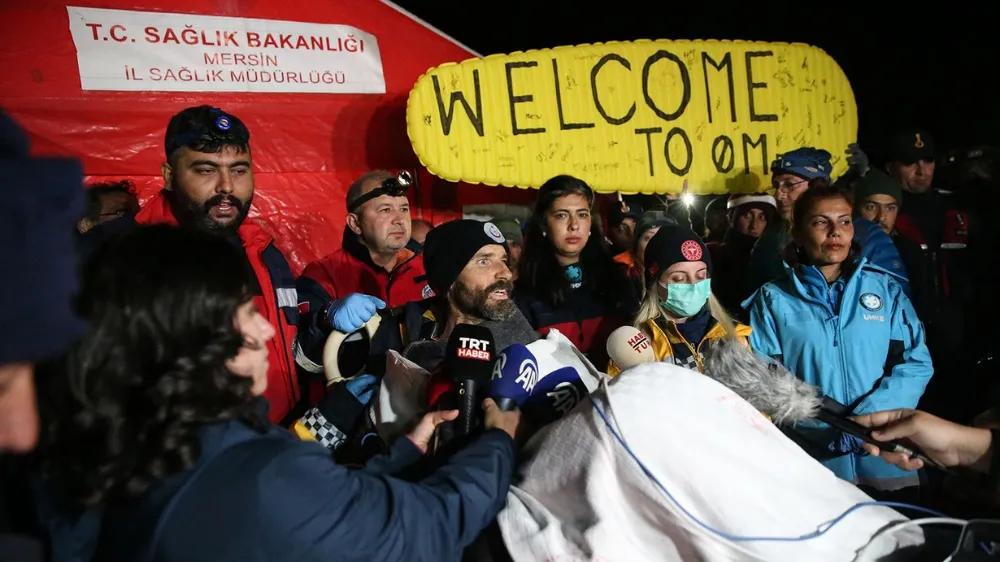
left=130, top=105, right=301, bottom=425
left=747, top=183, right=932, bottom=497
left=608, top=225, right=751, bottom=376
left=515, top=175, right=637, bottom=367
left=295, top=170, right=431, bottom=384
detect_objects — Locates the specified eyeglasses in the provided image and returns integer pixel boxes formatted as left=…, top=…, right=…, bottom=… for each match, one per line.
left=348, top=171, right=413, bottom=212
left=771, top=178, right=808, bottom=194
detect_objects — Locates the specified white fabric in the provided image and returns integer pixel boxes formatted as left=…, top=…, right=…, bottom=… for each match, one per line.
left=498, top=362, right=925, bottom=562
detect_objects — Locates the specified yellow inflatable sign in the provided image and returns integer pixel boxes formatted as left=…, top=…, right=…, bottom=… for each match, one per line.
left=406, top=40, right=857, bottom=194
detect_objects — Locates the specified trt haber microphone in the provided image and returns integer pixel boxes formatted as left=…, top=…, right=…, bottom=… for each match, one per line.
left=490, top=344, right=539, bottom=412
left=443, top=324, right=496, bottom=437
left=606, top=326, right=656, bottom=372
left=523, top=366, right=589, bottom=426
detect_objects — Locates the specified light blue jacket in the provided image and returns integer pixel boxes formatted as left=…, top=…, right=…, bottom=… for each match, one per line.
left=744, top=258, right=933, bottom=490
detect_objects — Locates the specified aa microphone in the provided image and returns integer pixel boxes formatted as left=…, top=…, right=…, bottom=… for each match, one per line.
left=443, top=324, right=496, bottom=437
left=523, top=366, right=589, bottom=426
left=490, top=344, right=539, bottom=412
left=606, top=326, right=656, bottom=372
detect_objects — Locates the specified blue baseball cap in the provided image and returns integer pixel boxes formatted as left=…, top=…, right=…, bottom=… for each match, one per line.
left=770, top=147, right=832, bottom=181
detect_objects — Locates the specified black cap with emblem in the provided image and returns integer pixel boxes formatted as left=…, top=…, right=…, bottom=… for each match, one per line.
left=887, top=128, right=935, bottom=165
left=164, top=105, right=250, bottom=161
left=423, top=219, right=508, bottom=297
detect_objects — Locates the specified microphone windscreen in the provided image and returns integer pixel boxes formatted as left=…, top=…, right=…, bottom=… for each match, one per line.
left=523, top=366, right=589, bottom=426
left=606, top=326, right=656, bottom=372
left=700, top=338, right=821, bottom=425
left=489, top=344, right=539, bottom=411
left=444, top=324, right=496, bottom=384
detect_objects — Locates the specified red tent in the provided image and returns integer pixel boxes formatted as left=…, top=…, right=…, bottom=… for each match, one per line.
left=0, top=0, right=534, bottom=272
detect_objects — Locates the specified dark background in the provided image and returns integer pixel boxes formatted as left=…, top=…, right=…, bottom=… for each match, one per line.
left=395, top=2, right=999, bottom=165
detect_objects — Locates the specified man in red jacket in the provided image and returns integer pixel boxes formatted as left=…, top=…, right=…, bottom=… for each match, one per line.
left=136, top=106, right=301, bottom=425
left=296, top=170, right=431, bottom=384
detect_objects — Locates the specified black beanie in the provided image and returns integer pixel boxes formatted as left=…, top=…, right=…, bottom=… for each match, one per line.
left=643, top=224, right=711, bottom=285
left=423, top=219, right=507, bottom=296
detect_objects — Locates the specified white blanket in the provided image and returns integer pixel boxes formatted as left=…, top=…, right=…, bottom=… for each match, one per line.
left=497, top=363, right=925, bottom=562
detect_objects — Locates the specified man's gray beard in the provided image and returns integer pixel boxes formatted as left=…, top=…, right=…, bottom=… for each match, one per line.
left=451, top=280, right=516, bottom=322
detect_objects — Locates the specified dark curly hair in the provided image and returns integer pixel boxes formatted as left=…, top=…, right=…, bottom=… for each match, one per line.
left=38, top=225, right=268, bottom=510
left=516, top=175, right=620, bottom=307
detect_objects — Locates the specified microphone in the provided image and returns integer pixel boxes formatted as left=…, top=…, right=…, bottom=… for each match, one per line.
left=700, top=339, right=948, bottom=471
left=490, top=344, right=539, bottom=412
left=523, top=366, right=589, bottom=426
left=443, top=324, right=496, bottom=437
left=606, top=326, right=656, bottom=372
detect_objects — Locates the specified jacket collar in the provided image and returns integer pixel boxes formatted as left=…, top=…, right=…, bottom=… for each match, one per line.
left=341, top=226, right=420, bottom=273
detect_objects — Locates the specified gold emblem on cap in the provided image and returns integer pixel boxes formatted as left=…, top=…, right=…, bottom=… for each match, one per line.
left=914, top=134, right=925, bottom=149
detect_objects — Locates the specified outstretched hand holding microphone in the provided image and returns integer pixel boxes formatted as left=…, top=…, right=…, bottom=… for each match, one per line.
left=852, top=409, right=995, bottom=474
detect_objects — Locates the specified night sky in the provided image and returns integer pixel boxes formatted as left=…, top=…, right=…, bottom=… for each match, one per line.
left=395, top=2, right=998, bottom=164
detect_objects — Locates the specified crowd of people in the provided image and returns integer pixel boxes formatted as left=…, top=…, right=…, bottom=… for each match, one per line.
left=1, top=103, right=998, bottom=561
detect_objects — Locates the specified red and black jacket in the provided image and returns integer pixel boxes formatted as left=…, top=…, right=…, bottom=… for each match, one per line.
left=295, top=228, right=431, bottom=387
left=514, top=268, right=637, bottom=367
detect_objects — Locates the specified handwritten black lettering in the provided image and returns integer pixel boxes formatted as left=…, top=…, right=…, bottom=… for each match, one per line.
left=552, top=59, right=595, bottom=131
left=745, top=52, right=778, bottom=122
left=635, top=127, right=662, bottom=177
left=591, top=54, right=635, bottom=125
left=642, top=51, right=691, bottom=122
left=742, top=133, right=768, bottom=174
left=665, top=127, right=693, bottom=176
left=505, top=61, right=545, bottom=135
left=712, top=135, right=735, bottom=173
left=702, top=53, right=737, bottom=124
left=432, top=71, right=484, bottom=136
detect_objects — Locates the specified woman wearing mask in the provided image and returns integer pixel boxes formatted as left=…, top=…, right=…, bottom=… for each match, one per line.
left=37, top=226, right=520, bottom=562
left=516, top=175, right=637, bottom=366
left=746, top=183, right=932, bottom=497
left=608, top=225, right=751, bottom=376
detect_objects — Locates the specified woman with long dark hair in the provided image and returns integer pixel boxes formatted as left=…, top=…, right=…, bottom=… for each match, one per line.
left=515, top=175, right=637, bottom=365
left=747, top=182, right=932, bottom=498
left=37, top=225, right=520, bottom=562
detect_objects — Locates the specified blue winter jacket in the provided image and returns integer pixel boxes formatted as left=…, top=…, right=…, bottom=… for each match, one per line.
left=45, top=405, right=515, bottom=562
left=745, top=258, right=933, bottom=490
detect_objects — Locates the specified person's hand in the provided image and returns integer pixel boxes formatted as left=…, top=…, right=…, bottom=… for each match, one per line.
left=483, top=398, right=521, bottom=441
left=326, top=294, right=385, bottom=333
left=852, top=409, right=994, bottom=472
left=406, top=410, right=458, bottom=454
left=846, top=143, right=870, bottom=177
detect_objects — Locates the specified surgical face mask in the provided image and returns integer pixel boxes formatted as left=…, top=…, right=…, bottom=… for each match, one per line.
left=658, top=278, right=711, bottom=318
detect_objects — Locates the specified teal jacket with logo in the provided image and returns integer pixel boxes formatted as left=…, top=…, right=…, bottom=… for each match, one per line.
left=744, top=258, right=933, bottom=490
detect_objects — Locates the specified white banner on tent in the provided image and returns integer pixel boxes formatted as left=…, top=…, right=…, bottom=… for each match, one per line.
left=66, top=7, right=386, bottom=94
